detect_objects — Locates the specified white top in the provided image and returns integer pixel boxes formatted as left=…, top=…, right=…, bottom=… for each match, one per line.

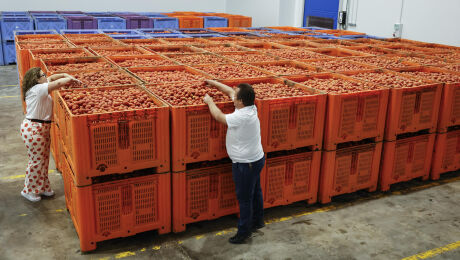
left=225, top=105, right=264, bottom=163
left=25, top=83, right=53, bottom=121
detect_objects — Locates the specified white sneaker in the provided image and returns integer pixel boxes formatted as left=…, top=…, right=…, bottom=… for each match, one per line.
left=21, top=191, right=41, bottom=202
left=40, top=190, right=55, bottom=197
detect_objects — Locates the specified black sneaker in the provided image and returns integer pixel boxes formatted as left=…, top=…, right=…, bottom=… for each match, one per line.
left=229, top=232, right=251, bottom=244
left=251, top=222, right=265, bottom=232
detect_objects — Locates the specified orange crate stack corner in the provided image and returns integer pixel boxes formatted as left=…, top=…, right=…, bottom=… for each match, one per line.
left=55, top=85, right=170, bottom=186
left=61, top=154, right=171, bottom=252
left=384, top=68, right=444, bottom=141
left=434, top=69, right=460, bottom=132
left=285, top=73, right=389, bottom=150
left=319, top=141, right=383, bottom=204
left=379, top=133, right=435, bottom=191
left=264, top=149, right=321, bottom=208
left=431, top=128, right=460, bottom=180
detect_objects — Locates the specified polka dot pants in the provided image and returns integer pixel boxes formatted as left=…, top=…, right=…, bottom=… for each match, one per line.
left=20, top=119, right=52, bottom=195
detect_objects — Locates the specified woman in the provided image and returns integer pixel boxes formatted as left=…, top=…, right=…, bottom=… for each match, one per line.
left=20, top=67, right=78, bottom=202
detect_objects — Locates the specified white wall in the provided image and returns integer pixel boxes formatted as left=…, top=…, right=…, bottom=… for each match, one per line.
left=226, top=0, right=303, bottom=27
left=226, top=0, right=280, bottom=27
left=2, top=0, right=226, bottom=12
left=347, top=0, right=460, bottom=46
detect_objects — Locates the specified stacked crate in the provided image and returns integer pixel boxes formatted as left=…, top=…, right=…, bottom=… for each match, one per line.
left=1, top=14, right=33, bottom=64
left=23, top=34, right=172, bottom=252
left=10, top=28, right=460, bottom=251
left=342, top=41, right=448, bottom=191
left=131, top=42, right=241, bottom=233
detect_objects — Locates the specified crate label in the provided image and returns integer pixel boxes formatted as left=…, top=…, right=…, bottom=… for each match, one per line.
left=412, top=140, right=428, bottom=174
left=399, top=93, right=417, bottom=129
left=419, top=90, right=435, bottom=124
left=356, top=150, right=373, bottom=185
left=334, top=153, right=352, bottom=191
left=340, top=98, right=358, bottom=138
left=296, top=103, right=316, bottom=140
left=362, top=95, right=379, bottom=132
left=268, top=106, right=290, bottom=147
left=451, top=88, right=460, bottom=124
left=187, top=112, right=210, bottom=156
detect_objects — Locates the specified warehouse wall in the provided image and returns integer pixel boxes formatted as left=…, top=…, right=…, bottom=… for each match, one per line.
left=346, top=0, right=460, bottom=46
left=226, top=0, right=304, bottom=27
left=1, top=0, right=226, bottom=12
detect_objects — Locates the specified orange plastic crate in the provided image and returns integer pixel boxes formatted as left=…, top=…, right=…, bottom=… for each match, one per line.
left=384, top=67, right=444, bottom=140
left=172, top=16, right=203, bottom=28
left=127, top=65, right=209, bottom=84
left=143, top=45, right=204, bottom=54
left=107, top=54, right=177, bottom=68
left=165, top=53, right=231, bottom=66
left=192, top=63, right=269, bottom=80
left=218, top=51, right=284, bottom=63
left=431, top=129, right=460, bottom=180
left=308, top=47, right=371, bottom=58
left=40, top=56, right=116, bottom=74
left=379, top=133, right=435, bottom=191
left=55, top=85, right=170, bottom=186
left=319, top=141, right=382, bottom=203
left=46, top=68, right=142, bottom=88
left=119, top=38, right=167, bottom=46
left=273, top=40, right=324, bottom=49
left=70, top=39, right=125, bottom=48
left=266, top=26, right=310, bottom=32
left=215, top=77, right=326, bottom=152
left=221, top=15, right=252, bottom=27
left=172, top=161, right=241, bottom=232
left=15, top=33, right=66, bottom=43
left=61, top=155, right=171, bottom=252
left=208, top=27, right=251, bottom=32
left=317, top=29, right=365, bottom=37
left=343, top=45, right=398, bottom=56
left=63, top=33, right=112, bottom=41
left=28, top=48, right=95, bottom=69
left=159, top=37, right=203, bottom=45
left=286, top=74, right=389, bottom=150
left=144, top=82, right=233, bottom=172
left=397, top=67, right=460, bottom=133
left=264, top=149, right=321, bottom=208
left=88, top=46, right=151, bottom=56
left=16, top=41, right=76, bottom=78
left=248, top=60, right=322, bottom=77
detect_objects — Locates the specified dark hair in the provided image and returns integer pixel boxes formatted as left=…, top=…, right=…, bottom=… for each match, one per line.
left=22, top=67, right=42, bottom=101
left=236, top=83, right=255, bottom=106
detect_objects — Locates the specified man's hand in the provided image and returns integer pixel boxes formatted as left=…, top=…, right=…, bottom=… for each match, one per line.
left=203, top=94, right=213, bottom=104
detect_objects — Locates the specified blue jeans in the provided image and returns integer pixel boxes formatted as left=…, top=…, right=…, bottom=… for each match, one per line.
left=232, top=156, right=265, bottom=235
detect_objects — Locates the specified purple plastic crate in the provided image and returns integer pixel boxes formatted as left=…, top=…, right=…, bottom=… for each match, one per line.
left=65, top=16, right=97, bottom=29
left=119, top=15, right=153, bottom=29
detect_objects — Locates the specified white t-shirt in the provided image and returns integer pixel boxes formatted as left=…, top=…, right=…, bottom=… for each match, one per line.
left=25, top=83, right=53, bottom=121
left=225, top=105, right=264, bottom=163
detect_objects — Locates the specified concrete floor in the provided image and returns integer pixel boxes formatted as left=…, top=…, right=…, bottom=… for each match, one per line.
left=0, top=64, right=459, bottom=260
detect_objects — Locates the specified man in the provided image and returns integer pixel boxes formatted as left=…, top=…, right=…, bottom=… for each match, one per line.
left=203, top=80, right=265, bottom=244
